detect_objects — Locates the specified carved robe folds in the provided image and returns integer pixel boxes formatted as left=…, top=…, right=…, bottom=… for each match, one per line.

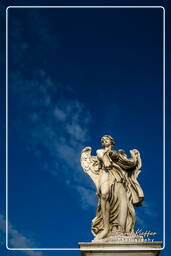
left=81, top=146, right=144, bottom=239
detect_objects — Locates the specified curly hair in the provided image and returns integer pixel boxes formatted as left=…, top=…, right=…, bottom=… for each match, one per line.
left=101, top=135, right=116, bottom=148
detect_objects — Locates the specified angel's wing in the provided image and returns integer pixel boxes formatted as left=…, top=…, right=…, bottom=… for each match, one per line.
left=80, top=147, right=100, bottom=189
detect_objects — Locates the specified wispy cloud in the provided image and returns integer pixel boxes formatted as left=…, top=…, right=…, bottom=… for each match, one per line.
left=8, top=9, right=95, bottom=209
left=136, top=215, right=145, bottom=226
left=76, top=186, right=96, bottom=209
left=10, top=69, right=95, bottom=208
left=136, top=200, right=158, bottom=230
left=0, top=214, right=42, bottom=255
left=142, top=201, right=157, bottom=217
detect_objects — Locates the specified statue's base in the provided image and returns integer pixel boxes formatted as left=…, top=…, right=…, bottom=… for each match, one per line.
left=79, top=241, right=163, bottom=256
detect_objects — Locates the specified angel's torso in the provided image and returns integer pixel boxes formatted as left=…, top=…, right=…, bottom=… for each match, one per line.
left=96, top=149, right=125, bottom=183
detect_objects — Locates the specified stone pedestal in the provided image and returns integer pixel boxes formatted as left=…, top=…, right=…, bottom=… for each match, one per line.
left=79, top=241, right=162, bottom=256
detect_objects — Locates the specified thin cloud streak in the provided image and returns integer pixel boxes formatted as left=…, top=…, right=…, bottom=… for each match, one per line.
left=0, top=214, right=43, bottom=255
left=9, top=10, right=95, bottom=209
left=10, top=69, right=94, bottom=208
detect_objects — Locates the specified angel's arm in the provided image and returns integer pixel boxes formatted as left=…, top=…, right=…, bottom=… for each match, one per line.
left=117, top=150, right=137, bottom=171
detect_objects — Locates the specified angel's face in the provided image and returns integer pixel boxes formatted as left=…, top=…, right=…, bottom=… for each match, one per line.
left=102, top=137, right=112, bottom=148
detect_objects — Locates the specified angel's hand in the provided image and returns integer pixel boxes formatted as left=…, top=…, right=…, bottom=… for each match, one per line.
left=118, top=149, right=125, bottom=154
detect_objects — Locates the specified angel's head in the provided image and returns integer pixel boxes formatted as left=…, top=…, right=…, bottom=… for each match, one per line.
left=101, top=135, right=116, bottom=148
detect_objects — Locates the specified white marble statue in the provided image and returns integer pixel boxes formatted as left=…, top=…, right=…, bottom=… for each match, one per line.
left=81, top=135, right=144, bottom=241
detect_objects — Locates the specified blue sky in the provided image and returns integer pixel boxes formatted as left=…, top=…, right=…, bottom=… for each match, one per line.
left=0, top=1, right=170, bottom=256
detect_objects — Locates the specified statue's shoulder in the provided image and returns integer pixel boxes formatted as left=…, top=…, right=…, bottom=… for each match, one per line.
left=96, top=149, right=104, bottom=158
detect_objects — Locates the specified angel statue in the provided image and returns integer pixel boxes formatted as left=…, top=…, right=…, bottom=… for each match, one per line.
left=80, top=135, right=144, bottom=241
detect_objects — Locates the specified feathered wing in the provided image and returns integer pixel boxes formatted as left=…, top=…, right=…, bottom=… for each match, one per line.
left=80, top=147, right=100, bottom=190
